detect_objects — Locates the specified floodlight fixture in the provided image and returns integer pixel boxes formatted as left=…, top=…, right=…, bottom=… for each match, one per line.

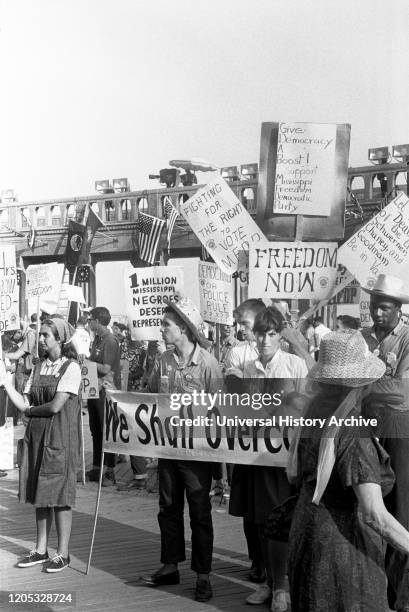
left=221, top=166, right=239, bottom=182
left=240, top=163, right=258, bottom=180
left=95, top=180, right=113, bottom=193
left=368, top=147, right=389, bottom=165
left=1, top=189, right=16, bottom=203
left=392, top=144, right=409, bottom=163
left=113, top=178, right=130, bottom=192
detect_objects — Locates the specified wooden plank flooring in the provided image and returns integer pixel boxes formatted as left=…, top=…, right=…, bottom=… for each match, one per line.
left=0, top=418, right=290, bottom=612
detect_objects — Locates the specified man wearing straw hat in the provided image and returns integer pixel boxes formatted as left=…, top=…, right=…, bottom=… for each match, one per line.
left=140, top=294, right=223, bottom=603
left=361, top=274, right=409, bottom=612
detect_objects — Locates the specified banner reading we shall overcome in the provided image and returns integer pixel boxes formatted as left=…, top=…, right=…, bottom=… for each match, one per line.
left=103, top=391, right=294, bottom=467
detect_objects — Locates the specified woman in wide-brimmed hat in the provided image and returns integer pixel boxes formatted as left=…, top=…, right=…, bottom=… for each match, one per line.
left=287, top=331, right=409, bottom=612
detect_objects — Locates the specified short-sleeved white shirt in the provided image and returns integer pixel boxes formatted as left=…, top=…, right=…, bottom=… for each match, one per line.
left=224, top=341, right=258, bottom=378
left=243, top=349, right=308, bottom=393
left=24, top=357, right=81, bottom=396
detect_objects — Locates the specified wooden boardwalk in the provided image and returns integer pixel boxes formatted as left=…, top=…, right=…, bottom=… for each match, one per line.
left=0, top=419, right=289, bottom=612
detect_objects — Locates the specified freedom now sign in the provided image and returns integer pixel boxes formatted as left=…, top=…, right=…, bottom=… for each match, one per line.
left=103, top=391, right=293, bottom=467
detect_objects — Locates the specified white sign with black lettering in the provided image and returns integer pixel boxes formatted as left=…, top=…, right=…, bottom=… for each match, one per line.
left=199, top=262, right=234, bottom=325
left=81, top=360, right=99, bottom=400
left=274, top=122, right=337, bottom=216
left=338, top=192, right=409, bottom=288
left=0, top=245, right=19, bottom=332
left=249, top=241, right=338, bottom=300
left=125, top=265, right=184, bottom=341
left=180, top=178, right=264, bottom=275
left=26, top=262, right=63, bottom=315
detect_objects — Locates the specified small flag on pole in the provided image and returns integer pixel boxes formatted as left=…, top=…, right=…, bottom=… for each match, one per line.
left=163, top=196, right=179, bottom=253
left=136, top=212, right=165, bottom=265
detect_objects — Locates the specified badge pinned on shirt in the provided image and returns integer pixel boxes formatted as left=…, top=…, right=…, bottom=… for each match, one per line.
left=184, top=374, right=193, bottom=382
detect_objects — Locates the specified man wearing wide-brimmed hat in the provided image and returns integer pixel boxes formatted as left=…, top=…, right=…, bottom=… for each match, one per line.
left=140, top=294, right=223, bottom=603
left=361, top=274, right=409, bottom=612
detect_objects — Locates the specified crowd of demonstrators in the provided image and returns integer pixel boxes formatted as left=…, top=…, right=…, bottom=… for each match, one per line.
left=3, top=270, right=409, bottom=610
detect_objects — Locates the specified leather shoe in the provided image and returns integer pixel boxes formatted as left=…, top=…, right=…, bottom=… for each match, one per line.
left=195, top=577, right=212, bottom=602
left=139, top=570, right=180, bottom=586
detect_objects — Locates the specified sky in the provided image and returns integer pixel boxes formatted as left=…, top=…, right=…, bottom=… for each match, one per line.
left=0, top=0, right=408, bottom=203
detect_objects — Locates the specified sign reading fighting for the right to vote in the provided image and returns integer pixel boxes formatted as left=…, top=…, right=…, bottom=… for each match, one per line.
left=26, top=262, right=63, bottom=315
left=338, top=192, right=409, bottom=288
left=249, top=240, right=338, bottom=300
left=0, top=245, right=19, bottom=332
left=198, top=262, right=234, bottom=325
left=274, top=122, right=337, bottom=216
left=124, top=265, right=184, bottom=341
left=180, top=178, right=265, bottom=275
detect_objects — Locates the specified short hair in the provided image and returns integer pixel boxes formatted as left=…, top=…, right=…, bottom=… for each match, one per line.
left=90, top=306, right=111, bottom=326
left=253, top=306, right=285, bottom=335
left=337, top=315, right=359, bottom=330
left=163, top=307, right=195, bottom=343
left=76, top=314, right=88, bottom=327
left=313, top=316, right=323, bottom=324
left=233, top=299, right=266, bottom=319
left=31, top=313, right=38, bottom=323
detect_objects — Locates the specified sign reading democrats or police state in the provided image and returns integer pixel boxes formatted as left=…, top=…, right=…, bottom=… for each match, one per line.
left=0, top=245, right=19, bottom=332
left=103, top=391, right=295, bottom=467
left=180, top=178, right=265, bottom=275
left=124, top=265, right=184, bottom=341
left=249, top=240, right=338, bottom=300
left=198, top=261, right=234, bottom=325
left=338, top=191, right=409, bottom=288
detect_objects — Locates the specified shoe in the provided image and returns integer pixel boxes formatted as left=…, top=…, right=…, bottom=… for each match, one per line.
left=195, top=578, right=213, bottom=602
left=249, top=563, right=266, bottom=584
left=86, top=468, right=100, bottom=482
left=117, top=479, right=146, bottom=491
left=17, top=550, right=49, bottom=567
left=139, top=569, right=180, bottom=586
left=209, top=484, right=224, bottom=497
left=246, top=584, right=272, bottom=605
left=101, top=471, right=116, bottom=487
left=45, top=554, right=70, bottom=573
left=271, top=589, right=288, bottom=612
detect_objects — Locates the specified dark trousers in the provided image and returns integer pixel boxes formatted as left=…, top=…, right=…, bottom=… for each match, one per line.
left=243, top=518, right=264, bottom=568
left=130, top=455, right=147, bottom=476
left=87, top=393, right=115, bottom=468
left=158, top=459, right=213, bottom=574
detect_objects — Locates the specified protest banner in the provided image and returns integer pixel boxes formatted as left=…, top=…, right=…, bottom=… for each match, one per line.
left=103, top=391, right=296, bottom=467
left=249, top=240, right=338, bottom=300
left=26, top=262, right=63, bottom=315
left=0, top=245, right=19, bottom=332
left=180, top=178, right=265, bottom=275
left=198, top=261, right=234, bottom=325
left=81, top=360, right=99, bottom=400
left=125, top=265, right=184, bottom=341
left=273, top=122, right=337, bottom=216
left=338, top=191, right=409, bottom=288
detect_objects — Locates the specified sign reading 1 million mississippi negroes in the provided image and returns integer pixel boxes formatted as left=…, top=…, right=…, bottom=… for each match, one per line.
left=273, top=122, right=337, bottom=216
left=180, top=178, right=265, bottom=275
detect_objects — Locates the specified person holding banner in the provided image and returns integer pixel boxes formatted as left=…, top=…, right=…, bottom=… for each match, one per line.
left=0, top=317, right=81, bottom=573
left=360, top=275, right=409, bottom=612
left=141, top=295, right=223, bottom=603
left=286, top=331, right=409, bottom=612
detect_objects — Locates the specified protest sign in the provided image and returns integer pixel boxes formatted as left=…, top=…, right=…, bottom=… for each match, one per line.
left=65, top=284, right=86, bottom=304
left=359, top=288, right=372, bottom=328
left=125, top=265, right=184, bottom=341
left=81, top=360, right=98, bottom=400
left=198, top=262, right=234, bottom=325
left=249, top=240, right=338, bottom=300
left=180, top=178, right=265, bottom=275
left=0, top=245, right=19, bottom=332
left=338, top=192, right=409, bottom=288
left=273, top=122, right=337, bottom=216
left=104, top=391, right=295, bottom=467
left=26, top=262, right=63, bottom=315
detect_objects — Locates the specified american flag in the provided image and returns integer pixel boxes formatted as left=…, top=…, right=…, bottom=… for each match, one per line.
left=136, top=212, right=165, bottom=264
left=163, top=196, right=179, bottom=253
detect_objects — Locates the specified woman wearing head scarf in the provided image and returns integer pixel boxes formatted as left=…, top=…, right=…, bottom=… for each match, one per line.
left=287, top=331, right=409, bottom=611
left=0, top=317, right=81, bottom=573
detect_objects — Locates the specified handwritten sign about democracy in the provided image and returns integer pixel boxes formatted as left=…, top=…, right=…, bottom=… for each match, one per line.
left=125, top=265, right=184, bottom=341
left=103, top=391, right=293, bottom=467
left=26, top=262, right=62, bottom=315
left=0, top=245, right=19, bottom=332
left=273, top=122, right=337, bottom=216
left=199, top=262, right=234, bottom=325
left=249, top=241, right=338, bottom=300
left=180, top=178, right=265, bottom=275
left=338, top=192, right=409, bottom=288
left=81, top=360, right=98, bottom=400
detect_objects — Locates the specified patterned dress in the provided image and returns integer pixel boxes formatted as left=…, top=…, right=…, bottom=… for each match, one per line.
left=288, top=392, right=395, bottom=612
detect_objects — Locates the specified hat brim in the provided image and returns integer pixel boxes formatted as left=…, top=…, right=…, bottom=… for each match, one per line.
left=362, top=288, right=409, bottom=304
left=308, top=351, right=386, bottom=388
left=164, top=301, right=211, bottom=349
